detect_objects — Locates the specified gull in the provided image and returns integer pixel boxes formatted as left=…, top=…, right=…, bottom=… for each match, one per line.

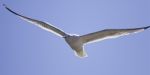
left=3, top=4, right=150, bottom=58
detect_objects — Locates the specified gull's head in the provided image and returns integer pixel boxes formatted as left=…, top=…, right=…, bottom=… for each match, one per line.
left=63, top=34, right=79, bottom=38
left=70, top=34, right=80, bottom=36
left=63, top=35, right=71, bottom=39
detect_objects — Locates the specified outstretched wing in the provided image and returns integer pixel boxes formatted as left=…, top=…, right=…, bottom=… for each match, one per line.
left=80, top=26, right=150, bottom=44
left=4, top=4, right=68, bottom=37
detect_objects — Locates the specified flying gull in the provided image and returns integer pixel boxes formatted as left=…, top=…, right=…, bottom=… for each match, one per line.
left=3, top=4, right=150, bottom=58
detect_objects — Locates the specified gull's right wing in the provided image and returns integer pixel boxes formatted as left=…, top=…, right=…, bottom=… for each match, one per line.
left=80, top=26, right=150, bottom=44
left=4, top=4, right=68, bottom=37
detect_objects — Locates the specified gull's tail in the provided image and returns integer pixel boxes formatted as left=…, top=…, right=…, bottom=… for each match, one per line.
left=74, top=50, right=88, bottom=58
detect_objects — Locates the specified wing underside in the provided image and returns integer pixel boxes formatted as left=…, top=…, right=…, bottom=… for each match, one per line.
left=4, top=4, right=68, bottom=37
left=80, top=27, right=149, bottom=44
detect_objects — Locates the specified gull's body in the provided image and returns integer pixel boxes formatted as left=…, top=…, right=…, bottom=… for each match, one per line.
left=4, top=4, right=150, bottom=58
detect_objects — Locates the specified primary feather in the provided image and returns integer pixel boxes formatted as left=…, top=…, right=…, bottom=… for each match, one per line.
left=4, top=4, right=150, bottom=58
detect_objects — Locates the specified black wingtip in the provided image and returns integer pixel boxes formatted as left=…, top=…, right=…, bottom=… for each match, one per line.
left=2, top=4, right=9, bottom=10
left=2, top=4, right=21, bottom=16
left=143, top=26, right=150, bottom=30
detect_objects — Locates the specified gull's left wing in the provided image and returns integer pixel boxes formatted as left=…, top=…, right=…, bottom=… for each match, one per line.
left=80, top=26, right=150, bottom=44
left=3, top=4, right=68, bottom=37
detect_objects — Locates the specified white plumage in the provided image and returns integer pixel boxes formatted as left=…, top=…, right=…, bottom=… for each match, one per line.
left=4, top=4, right=150, bottom=58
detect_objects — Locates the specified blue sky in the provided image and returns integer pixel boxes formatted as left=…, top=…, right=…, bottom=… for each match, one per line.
left=0, top=0, right=150, bottom=75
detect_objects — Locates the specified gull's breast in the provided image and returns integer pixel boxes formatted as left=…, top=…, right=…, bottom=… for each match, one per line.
left=65, top=36, right=83, bottom=51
